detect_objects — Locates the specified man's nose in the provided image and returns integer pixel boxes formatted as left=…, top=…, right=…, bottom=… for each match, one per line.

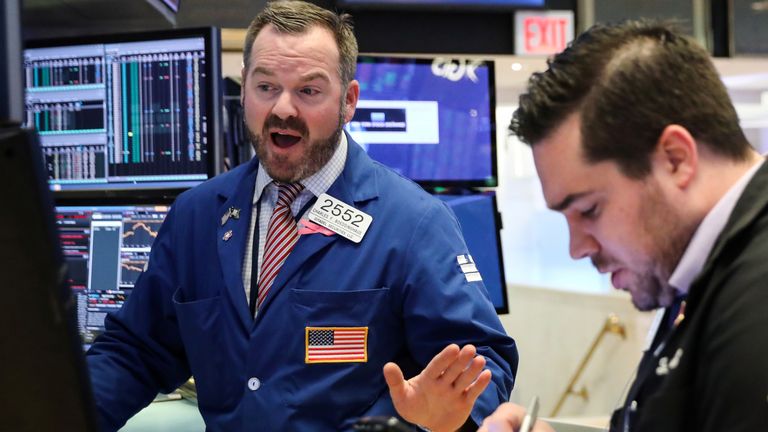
left=568, top=222, right=599, bottom=260
left=272, top=91, right=298, bottom=119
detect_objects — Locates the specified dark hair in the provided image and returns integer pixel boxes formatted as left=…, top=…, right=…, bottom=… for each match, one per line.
left=509, top=20, right=752, bottom=178
left=243, top=0, right=358, bottom=86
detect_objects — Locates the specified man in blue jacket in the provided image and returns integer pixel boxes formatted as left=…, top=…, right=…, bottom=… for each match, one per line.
left=86, top=1, right=518, bottom=430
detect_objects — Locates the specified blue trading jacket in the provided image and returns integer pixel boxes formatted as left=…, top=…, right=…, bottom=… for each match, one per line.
left=87, top=135, right=518, bottom=431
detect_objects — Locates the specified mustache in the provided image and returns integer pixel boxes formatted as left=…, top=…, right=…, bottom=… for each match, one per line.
left=263, top=114, right=309, bottom=138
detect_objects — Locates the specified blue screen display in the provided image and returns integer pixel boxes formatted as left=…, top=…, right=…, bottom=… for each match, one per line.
left=436, top=193, right=507, bottom=313
left=347, top=56, right=497, bottom=186
left=340, top=0, right=544, bottom=8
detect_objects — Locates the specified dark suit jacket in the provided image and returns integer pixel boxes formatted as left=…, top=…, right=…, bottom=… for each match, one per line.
left=611, top=159, right=768, bottom=431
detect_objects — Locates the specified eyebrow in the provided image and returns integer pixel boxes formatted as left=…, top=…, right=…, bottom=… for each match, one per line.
left=249, top=67, right=331, bottom=84
left=550, top=191, right=593, bottom=212
left=299, top=71, right=331, bottom=84
left=250, top=66, right=274, bottom=77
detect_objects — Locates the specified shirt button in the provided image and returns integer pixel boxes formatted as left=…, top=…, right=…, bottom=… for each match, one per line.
left=247, top=377, right=261, bottom=391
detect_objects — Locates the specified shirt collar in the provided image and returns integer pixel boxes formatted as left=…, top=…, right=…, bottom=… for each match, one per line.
left=669, top=158, right=764, bottom=295
left=253, top=132, right=348, bottom=204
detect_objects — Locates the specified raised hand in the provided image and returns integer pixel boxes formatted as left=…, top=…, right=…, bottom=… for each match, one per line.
left=383, top=344, right=492, bottom=432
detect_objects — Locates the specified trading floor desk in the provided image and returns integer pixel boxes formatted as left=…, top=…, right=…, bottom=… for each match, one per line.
left=119, top=399, right=204, bottom=432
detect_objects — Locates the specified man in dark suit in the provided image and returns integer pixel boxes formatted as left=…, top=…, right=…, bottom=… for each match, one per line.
left=479, top=20, right=768, bottom=432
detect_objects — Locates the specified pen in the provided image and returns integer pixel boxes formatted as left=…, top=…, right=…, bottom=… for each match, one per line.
left=519, top=395, right=539, bottom=432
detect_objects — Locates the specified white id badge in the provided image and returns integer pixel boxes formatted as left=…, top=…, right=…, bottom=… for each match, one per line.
left=308, top=193, right=373, bottom=243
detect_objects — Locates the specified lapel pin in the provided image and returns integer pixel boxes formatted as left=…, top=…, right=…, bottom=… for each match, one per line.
left=222, top=230, right=233, bottom=241
left=221, top=207, right=242, bottom=226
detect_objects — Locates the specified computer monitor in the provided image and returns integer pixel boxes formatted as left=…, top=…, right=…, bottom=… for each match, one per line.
left=0, top=126, right=98, bottom=431
left=436, top=192, right=508, bottom=313
left=338, top=0, right=545, bottom=10
left=23, top=27, right=222, bottom=197
left=55, top=203, right=171, bottom=347
left=348, top=55, right=497, bottom=187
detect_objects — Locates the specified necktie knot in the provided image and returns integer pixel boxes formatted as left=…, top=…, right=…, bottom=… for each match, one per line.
left=275, top=182, right=304, bottom=207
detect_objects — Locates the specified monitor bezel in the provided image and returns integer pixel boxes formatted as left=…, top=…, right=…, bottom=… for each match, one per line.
left=354, top=54, right=498, bottom=188
left=24, top=26, right=222, bottom=202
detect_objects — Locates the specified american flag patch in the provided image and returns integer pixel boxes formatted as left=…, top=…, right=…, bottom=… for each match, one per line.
left=305, top=327, right=368, bottom=364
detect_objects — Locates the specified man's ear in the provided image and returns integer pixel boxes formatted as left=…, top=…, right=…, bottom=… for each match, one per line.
left=652, top=124, right=698, bottom=189
left=240, top=66, right=247, bottom=106
left=343, top=79, right=360, bottom=123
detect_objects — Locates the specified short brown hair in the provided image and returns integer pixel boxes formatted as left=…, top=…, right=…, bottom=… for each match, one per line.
left=243, top=0, right=358, bottom=86
left=510, top=20, right=751, bottom=178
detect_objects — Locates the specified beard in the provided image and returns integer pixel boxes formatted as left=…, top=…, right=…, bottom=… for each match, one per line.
left=246, top=109, right=344, bottom=183
left=593, top=179, right=695, bottom=311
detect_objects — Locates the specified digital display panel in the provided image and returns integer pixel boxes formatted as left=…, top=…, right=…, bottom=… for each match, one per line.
left=24, top=27, right=221, bottom=194
left=55, top=204, right=170, bottom=346
left=339, top=0, right=544, bottom=9
left=348, top=55, right=497, bottom=187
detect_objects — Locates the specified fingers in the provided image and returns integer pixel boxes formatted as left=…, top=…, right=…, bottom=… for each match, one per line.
left=453, top=352, right=487, bottom=391
left=478, top=403, right=525, bottom=432
left=478, top=403, right=556, bottom=432
left=422, top=343, right=461, bottom=380
left=442, top=344, right=478, bottom=383
left=383, top=362, right=407, bottom=400
left=462, top=368, right=492, bottom=401
left=534, top=419, right=556, bottom=432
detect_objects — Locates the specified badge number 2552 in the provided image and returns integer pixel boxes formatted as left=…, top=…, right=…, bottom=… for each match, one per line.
left=308, top=193, right=372, bottom=243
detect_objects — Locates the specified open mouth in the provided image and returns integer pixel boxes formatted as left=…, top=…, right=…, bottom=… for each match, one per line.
left=270, top=132, right=302, bottom=149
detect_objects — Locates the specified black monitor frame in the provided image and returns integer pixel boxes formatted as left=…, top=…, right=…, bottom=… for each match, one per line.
left=353, top=54, right=499, bottom=188
left=24, top=26, right=222, bottom=202
left=0, top=126, right=98, bottom=431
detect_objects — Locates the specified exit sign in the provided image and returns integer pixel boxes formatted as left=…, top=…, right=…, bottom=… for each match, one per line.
left=515, top=10, right=575, bottom=56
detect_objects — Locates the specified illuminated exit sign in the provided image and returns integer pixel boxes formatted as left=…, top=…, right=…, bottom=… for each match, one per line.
left=514, top=10, right=575, bottom=56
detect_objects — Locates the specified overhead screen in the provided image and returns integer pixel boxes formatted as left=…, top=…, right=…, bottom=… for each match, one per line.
left=23, top=27, right=221, bottom=195
left=348, top=55, right=497, bottom=187
left=55, top=204, right=170, bottom=347
left=436, top=193, right=508, bottom=313
left=339, top=0, right=544, bottom=9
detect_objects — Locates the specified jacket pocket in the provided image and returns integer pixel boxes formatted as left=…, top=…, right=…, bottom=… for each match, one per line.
left=291, top=287, right=393, bottom=325
left=172, top=288, right=240, bottom=410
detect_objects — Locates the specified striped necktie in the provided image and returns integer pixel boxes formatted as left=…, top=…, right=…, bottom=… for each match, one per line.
left=256, top=182, right=304, bottom=310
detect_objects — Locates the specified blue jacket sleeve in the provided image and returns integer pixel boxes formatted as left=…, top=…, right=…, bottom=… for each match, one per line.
left=86, top=207, right=191, bottom=431
left=363, top=201, right=518, bottom=427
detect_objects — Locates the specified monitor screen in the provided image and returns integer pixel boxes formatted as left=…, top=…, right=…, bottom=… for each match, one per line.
left=348, top=55, right=497, bottom=187
left=55, top=204, right=171, bottom=346
left=436, top=192, right=508, bottom=313
left=24, top=27, right=221, bottom=196
left=339, top=0, right=544, bottom=10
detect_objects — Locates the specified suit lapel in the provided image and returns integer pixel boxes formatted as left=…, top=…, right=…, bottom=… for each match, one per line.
left=216, top=159, right=260, bottom=331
